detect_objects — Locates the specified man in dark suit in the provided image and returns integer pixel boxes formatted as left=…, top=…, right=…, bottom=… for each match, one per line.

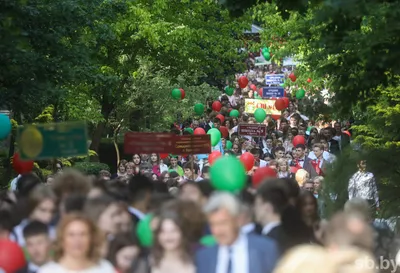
left=127, top=175, right=154, bottom=226
left=303, top=143, right=328, bottom=178
left=333, top=122, right=350, bottom=151
left=15, top=221, right=51, bottom=273
left=321, top=127, right=340, bottom=155
left=195, top=192, right=279, bottom=273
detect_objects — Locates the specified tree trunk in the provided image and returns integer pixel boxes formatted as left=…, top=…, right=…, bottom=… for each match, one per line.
left=89, top=99, right=114, bottom=153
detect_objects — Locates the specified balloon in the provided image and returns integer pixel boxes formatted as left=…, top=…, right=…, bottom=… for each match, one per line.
left=274, top=98, right=286, bottom=111
left=171, top=88, right=181, bottom=100
left=194, top=128, right=206, bottom=135
left=263, top=51, right=271, bottom=61
left=289, top=73, right=297, bottom=82
left=159, top=153, right=169, bottom=159
left=207, top=128, right=221, bottom=146
left=184, top=128, right=194, bottom=135
left=250, top=84, right=257, bottom=91
left=225, top=87, right=234, bottom=96
left=225, top=140, right=233, bottom=150
left=199, top=235, right=217, bottom=246
left=254, top=108, right=266, bottom=123
left=271, top=115, right=281, bottom=121
left=0, top=114, right=11, bottom=140
left=343, top=130, right=351, bottom=137
left=210, top=156, right=246, bottom=192
left=12, top=153, right=34, bottom=175
left=228, top=108, right=233, bottom=113
left=136, top=214, right=153, bottom=247
left=254, top=93, right=262, bottom=100
left=0, top=239, right=26, bottom=273
left=252, top=167, right=277, bottom=188
left=282, top=97, right=290, bottom=108
left=208, top=151, right=222, bottom=165
left=240, top=152, right=255, bottom=172
left=238, top=76, right=249, bottom=89
left=296, top=89, right=306, bottom=99
left=292, top=135, right=306, bottom=147
left=216, top=114, right=225, bottom=124
left=219, top=126, right=229, bottom=138
left=212, top=101, right=222, bottom=112
left=307, top=78, right=312, bottom=83
left=258, top=88, right=263, bottom=97
left=229, top=109, right=239, bottom=118
left=179, top=88, right=186, bottom=99
left=194, top=103, right=205, bottom=115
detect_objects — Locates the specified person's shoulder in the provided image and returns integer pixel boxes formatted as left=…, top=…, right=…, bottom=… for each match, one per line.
left=96, top=259, right=115, bottom=272
left=195, top=245, right=217, bottom=259
left=247, top=233, right=277, bottom=248
left=37, top=262, right=61, bottom=273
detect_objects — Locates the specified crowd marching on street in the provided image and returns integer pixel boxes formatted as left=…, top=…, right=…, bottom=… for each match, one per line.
left=1, top=59, right=399, bottom=273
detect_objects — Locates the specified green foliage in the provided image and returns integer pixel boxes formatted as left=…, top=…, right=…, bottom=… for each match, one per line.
left=34, top=105, right=54, bottom=123
left=73, top=162, right=110, bottom=175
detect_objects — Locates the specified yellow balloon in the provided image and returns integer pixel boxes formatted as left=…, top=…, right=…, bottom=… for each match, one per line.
left=20, top=126, right=43, bottom=159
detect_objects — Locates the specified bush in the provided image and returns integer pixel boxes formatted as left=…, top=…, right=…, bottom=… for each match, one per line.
left=73, top=162, right=110, bottom=176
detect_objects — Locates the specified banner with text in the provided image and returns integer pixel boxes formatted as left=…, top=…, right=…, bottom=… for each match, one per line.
left=244, top=99, right=281, bottom=115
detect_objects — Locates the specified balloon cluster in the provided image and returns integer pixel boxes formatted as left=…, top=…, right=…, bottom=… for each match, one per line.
left=171, top=88, right=185, bottom=100
left=261, top=47, right=271, bottom=61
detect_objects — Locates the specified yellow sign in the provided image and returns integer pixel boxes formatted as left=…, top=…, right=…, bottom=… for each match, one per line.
left=244, top=99, right=281, bottom=115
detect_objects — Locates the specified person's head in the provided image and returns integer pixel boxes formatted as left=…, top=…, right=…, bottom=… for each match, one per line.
left=302, top=180, right=314, bottom=192
left=297, top=190, right=318, bottom=224
left=23, top=221, right=51, bottom=266
left=107, top=233, right=140, bottom=273
left=45, top=175, right=55, bottom=185
left=344, top=198, right=371, bottom=222
left=232, top=144, right=240, bottom=154
left=132, top=154, right=141, bottom=165
left=312, top=143, right=324, bottom=159
left=118, top=160, right=127, bottom=174
left=16, top=173, right=42, bottom=199
left=322, top=128, right=333, bottom=140
left=0, top=210, right=13, bottom=238
left=289, top=116, right=298, bottom=127
left=334, top=122, right=341, bottom=134
left=265, top=137, right=273, bottom=148
left=125, top=162, right=135, bottom=175
left=180, top=181, right=204, bottom=205
left=255, top=180, right=289, bottom=226
left=52, top=169, right=91, bottom=203
left=202, top=166, right=210, bottom=179
left=277, top=158, right=288, bottom=172
left=357, top=160, right=367, bottom=172
left=151, top=173, right=158, bottom=181
left=213, top=118, right=221, bottom=129
left=203, top=192, right=242, bottom=245
left=295, top=169, right=310, bottom=187
left=150, top=153, right=159, bottom=164
left=313, top=176, right=323, bottom=192
left=84, top=195, right=123, bottom=236
left=99, top=170, right=111, bottom=181
left=183, top=162, right=199, bottom=179
left=310, top=127, right=318, bottom=139
left=54, top=213, right=104, bottom=262
left=295, top=144, right=306, bottom=159
left=169, top=156, right=178, bottom=167
left=274, top=147, right=285, bottom=159
left=28, top=185, right=57, bottom=224
left=128, top=175, right=154, bottom=210
left=280, top=119, right=288, bottom=130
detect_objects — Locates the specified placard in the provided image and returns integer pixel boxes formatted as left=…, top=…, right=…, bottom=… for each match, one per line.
left=238, top=124, right=267, bottom=137
left=262, top=87, right=284, bottom=98
left=265, top=74, right=285, bottom=85
left=244, top=99, right=281, bottom=115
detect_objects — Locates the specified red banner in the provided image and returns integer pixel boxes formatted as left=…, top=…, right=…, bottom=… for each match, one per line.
left=238, top=124, right=267, bottom=137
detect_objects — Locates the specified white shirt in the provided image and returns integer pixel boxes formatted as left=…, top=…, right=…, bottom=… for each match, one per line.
left=241, top=223, right=255, bottom=234
left=128, top=207, right=145, bottom=220
left=308, top=151, right=335, bottom=164
left=262, top=222, right=280, bottom=236
left=216, top=233, right=249, bottom=273
left=159, top=163, right=168, bottom=173
left=38, top=260, right=114, bottom=273
left=10, top=175, right=21, bottom=191
left=259, top=159, right=267, bottom=168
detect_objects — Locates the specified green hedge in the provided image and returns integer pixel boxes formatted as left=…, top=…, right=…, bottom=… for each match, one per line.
left=73, top=162, right=110, bottom=176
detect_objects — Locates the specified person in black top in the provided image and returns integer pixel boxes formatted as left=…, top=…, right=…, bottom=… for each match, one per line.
left=127, top=175, right=154, bottom=226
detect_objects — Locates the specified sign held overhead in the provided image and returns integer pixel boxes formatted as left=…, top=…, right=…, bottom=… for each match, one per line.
left=238, top=124, right=267, bottom=137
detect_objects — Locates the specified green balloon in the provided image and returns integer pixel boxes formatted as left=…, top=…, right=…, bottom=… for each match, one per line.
left=254, top=93, right=262, bottom=100
left=279, top=83, right=285, bottom=87
left=207, top=128, right=221, bottom=146
left=210, top=156, right=246, bottom=192
left=307, top=126, right=312, bottom=132
left=254, top=108, right=266, bottom=123
left=171, top=88, right=181, bottom=100
left=262, top=47, right=270, bottom=53
left=200, top=235, right=217, bottom=246
left=229, top=109, right=239, bottom=118
left=262, top=51, right=271, bottom=61
left=184, top=128, right=194, bottom=134
left=296, top=89, right=306, bottom=99
left=225, top=87, right=234, bottom=96
left=226, top=140, right=233, bottom=150
left=136, top=214, right=153, bottom=247
left=194, top=103, right=205, bottom=115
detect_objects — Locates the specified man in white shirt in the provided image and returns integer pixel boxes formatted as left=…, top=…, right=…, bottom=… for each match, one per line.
left=195, top=192, right=279, bottom=273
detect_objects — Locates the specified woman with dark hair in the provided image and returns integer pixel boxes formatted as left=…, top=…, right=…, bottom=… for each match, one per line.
left=149, top=153, right=161, bottom=177
left=107, top=233, right=141, bottom=273
left=297, top=190, right=320, bottom=231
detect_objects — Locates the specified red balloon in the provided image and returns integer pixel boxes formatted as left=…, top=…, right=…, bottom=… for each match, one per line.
left=240, top=152, right=255, bottom=172
left=274, top=98, right=286, bottom=111
left=212, top=101, right=222, bottom=112
left=343, top=130, right=351, bottom=137
left=292, top=135, right=306, bottom=147
left=194, top=128, right=206, bottom=135
left=307, top=78, right=312, bottom=83
left=216, top=114, right=225, bottom=124
left=290, top=166, right=301, bottom=174
left=258, top=88, right=263, bottom=97
left=252, top=167, right=277, bottom=188
left=179, top=88, right=185, bottom=99
left=208, top=151, right=222, bottom=165
left=271, top=114, right=281, bottom=121
left=12, top=153, right=34, bottom=175
left=0, top=239, right=26, bottom=273
left=219, top=126, right=229, bottom=138
left=238, top=76, right=249, bottom=89
left=250, top=84, right=257, bottom=91
left=289, top=73, right=297, bottom=82
left=282, top=97, right=290, bottom=108
left=228, top=108, right=233, bottom=113
left=159, top=153, right=169, bottom=159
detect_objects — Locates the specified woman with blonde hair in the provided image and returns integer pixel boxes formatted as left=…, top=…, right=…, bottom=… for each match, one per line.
left=277, top=158, right=290, bottom=178
left=38, top=213, right=114, bottom=273
left=295, top=169, right=310, bottom=187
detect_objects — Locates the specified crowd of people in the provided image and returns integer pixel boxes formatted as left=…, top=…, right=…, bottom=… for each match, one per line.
left=0, top=60, right=398, bottom=273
